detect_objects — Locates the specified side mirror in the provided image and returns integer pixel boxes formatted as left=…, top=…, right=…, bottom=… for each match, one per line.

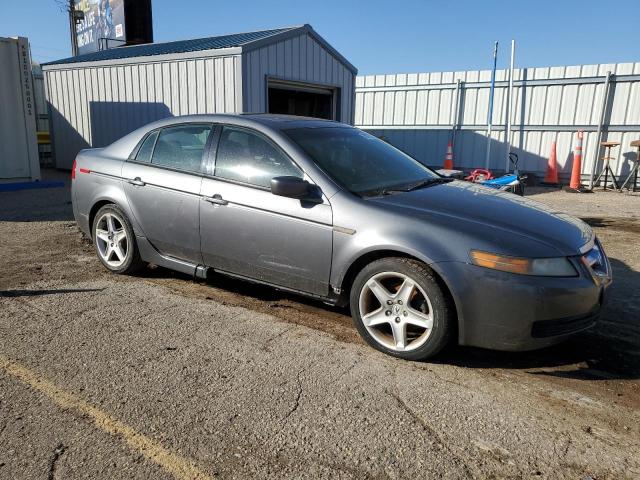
left=270, top=176, right=321, bottom=201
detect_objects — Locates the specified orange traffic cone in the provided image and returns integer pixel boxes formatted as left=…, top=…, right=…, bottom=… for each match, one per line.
left=443, top=141, right=454, bottom=170
left=542, top=141, right=559, bottom=185
left=569, top=131, right=584, bottom=190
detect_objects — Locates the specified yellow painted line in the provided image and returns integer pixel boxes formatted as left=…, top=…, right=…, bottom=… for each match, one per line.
left=0, top=354, right=212, bottom=480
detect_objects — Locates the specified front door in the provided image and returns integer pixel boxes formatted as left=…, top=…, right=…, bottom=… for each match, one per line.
left=122, top=123, right=213, bottom=263
left=199, top=125, right=333, bottom=296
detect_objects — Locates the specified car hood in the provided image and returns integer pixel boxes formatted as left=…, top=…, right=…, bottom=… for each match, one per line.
left=368, top=180, right=593, bottom=256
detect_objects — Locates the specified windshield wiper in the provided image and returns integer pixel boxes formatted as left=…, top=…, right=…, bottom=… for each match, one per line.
left=381, top=177, right=453, bottom=195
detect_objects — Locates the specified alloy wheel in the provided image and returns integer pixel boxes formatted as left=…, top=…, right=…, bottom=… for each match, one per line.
left=95, top=212, right=128, bottom=268
left=358, top=271, right=434, bottom=352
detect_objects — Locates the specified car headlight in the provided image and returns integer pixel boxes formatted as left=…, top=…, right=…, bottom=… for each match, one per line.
left=469, top=250, right=577, bottom=277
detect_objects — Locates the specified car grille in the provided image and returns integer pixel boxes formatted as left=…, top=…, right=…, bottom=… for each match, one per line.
left=531, top=310, right=599, bottom=338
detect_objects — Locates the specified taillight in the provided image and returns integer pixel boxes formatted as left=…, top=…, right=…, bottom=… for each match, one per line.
left=71, top=159, right=77, bottom=180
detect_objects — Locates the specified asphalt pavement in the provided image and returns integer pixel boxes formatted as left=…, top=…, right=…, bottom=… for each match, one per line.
left=0, top=171, right=638, bottom=479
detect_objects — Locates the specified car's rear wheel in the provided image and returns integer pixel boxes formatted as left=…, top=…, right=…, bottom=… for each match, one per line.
left=350, top=257, right=453, bottom=361
left=92, top=204, right=143, bottom=275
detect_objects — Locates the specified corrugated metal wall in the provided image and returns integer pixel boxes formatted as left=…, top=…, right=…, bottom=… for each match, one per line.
left=44, top=54, right=242, bottom=169
left=355, top=63, right=640, bottom=180
left=243, top=32, right=355, bottom=124
left=32, top=68, right=48, bottom=131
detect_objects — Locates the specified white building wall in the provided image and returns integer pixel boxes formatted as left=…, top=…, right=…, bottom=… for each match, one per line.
left=242, top=32, right=356, bottom=124
left=44, top=54, right=242, bottom=169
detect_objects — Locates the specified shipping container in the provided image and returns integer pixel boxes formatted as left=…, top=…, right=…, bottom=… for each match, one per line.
left=0, top=37, right=40, bottom=182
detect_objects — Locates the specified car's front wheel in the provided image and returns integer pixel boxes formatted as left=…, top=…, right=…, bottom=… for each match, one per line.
left=92, top=204, right=144, bottom=275
left=350, top=257, right=453, bottom=361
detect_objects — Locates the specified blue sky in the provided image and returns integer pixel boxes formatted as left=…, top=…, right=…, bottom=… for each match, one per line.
left=2, top=0, right=638, bottom=74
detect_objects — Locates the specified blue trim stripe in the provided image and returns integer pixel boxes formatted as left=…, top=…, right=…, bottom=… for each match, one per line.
left=0, top=181, right=66, bottom=192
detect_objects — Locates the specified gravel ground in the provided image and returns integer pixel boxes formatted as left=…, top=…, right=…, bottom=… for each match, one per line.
left=0, top=171, right=638, bottom=479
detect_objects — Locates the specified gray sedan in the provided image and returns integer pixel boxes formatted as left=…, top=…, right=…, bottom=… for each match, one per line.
left=71, top=114, right=612, bottom=360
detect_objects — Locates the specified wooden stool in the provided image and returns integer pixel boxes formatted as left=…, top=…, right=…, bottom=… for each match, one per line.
left=595, top=141, right=620, bottom=190
left=621, top=140, right=640, bottom=192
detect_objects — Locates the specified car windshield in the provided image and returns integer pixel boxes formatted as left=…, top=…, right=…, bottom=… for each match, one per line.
left=285, top=127, right=439, bottom=196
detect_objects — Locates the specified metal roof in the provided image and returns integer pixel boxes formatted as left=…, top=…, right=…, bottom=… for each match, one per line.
left=42, top=26, right=298, bottom=66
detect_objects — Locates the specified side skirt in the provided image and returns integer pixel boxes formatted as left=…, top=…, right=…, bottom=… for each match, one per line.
left=207, top=267, right=340, bottom=306
left=136, top=235, right=340, bottom=306
left=136, top=236, right=206, bottom=279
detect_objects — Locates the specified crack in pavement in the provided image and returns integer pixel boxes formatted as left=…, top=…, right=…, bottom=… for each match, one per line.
left=331, top=359, right=358, bottom=385
left=47, top=443, right=65, bottom=480
left=554, top=433, right=572, bottom=461
left=283, top=368, right=304, bottom=421
left=390, top=363, right=478, bottom=478
left=261, top=326, right=296, bottom=352
left=276, top=361, right=318, bottom=436
left=388, top=390, right=477, bottom=477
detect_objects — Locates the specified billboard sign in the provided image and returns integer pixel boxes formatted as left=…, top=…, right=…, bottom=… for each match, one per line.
left=75, top=0, right=126, bottom=55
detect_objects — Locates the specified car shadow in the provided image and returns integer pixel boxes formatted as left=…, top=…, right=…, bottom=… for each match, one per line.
left=136, top=258, right=639, bottom=380
left=138, top=264, right=348, bottom=310
left=437, top=257, right=640, bottom=380
left=0, top=288, right=105, bottom=298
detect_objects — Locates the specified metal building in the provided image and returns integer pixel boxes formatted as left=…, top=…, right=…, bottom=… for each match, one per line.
left=0, top=37, right=40, bottom=182
left=355, top=63, right=640, bottom=182
left=42, top=24, right=357, bottom=169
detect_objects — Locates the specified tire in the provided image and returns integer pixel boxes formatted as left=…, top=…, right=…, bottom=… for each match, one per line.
left=92, top=204, right=144, bottom=275
left=350, top=257, right=453, bottom=361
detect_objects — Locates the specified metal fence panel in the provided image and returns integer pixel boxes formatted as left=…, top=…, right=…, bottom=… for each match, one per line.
left=355, top=63, right=640, bottom=180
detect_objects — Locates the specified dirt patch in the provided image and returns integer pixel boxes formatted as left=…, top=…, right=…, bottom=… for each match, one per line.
left=581, top=216, right=640, bottom=234
left=141, top=268, right=362, bottom=345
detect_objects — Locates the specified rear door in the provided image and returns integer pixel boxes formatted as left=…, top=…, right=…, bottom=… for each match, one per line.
left=122, top=123, right=213, bottom=263
left=199, top=125, right=333, bottom=296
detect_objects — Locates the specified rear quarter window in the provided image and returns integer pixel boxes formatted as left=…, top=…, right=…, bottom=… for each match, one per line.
left=134, top=131, right=159, bottom=163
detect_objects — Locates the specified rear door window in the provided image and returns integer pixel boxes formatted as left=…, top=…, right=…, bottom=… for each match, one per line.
left=151, top=124, right=212, bottom=173
left=214, top=126, right=302, bottom=188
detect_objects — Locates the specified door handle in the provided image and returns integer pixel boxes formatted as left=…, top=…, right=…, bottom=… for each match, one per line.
left=127, top=177, right=145, bottom=187
left=203, top=194, right=228, bottom=206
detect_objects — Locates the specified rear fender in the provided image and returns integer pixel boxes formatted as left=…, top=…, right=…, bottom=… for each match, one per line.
left=74, top=153, right=142, bottom=237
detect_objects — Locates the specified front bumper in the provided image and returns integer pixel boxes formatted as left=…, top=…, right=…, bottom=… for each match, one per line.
left=435, top=259, right=610, bottom=351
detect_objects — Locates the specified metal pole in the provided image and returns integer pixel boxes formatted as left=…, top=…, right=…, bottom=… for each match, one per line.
left=588, top=71, right=612, bottom=189
left=485, top=41, right=498, bottom=169
left=451, top=79, right=462, bottom=146
left=68, top=0, right=79, bottom=56
left=504, top=39, right=515, bottom=172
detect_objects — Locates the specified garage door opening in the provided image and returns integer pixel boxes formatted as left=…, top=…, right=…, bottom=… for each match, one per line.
left=267, top=80, right=338, bottom=121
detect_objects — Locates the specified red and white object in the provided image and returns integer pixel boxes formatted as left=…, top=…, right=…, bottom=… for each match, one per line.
left=569, top=131, right=584, bottom=190
left=443, top=141, right=454, bottom=170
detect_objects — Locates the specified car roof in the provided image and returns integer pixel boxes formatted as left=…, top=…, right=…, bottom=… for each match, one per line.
left=240, top=113, right=342, bottom=128
left=144, top=113, right=349, bottom=131
left=101, top=113, right=353, bottom=166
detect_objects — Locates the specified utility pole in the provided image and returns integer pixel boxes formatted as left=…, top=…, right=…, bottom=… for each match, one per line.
left=504, top=39, right=516, bottom=172
left=67, top=0, right=80, bottom=56
left=484, top=41, right=498, bottom=169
